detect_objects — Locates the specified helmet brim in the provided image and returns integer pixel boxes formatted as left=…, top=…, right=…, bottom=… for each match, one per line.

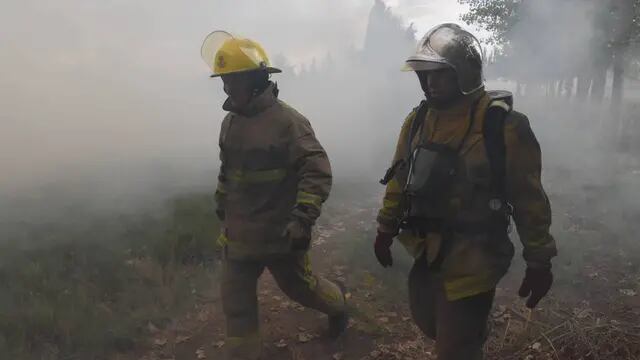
left=210, top=67, right=282, bottom=78
left=401, top=60, right=452, bottom=72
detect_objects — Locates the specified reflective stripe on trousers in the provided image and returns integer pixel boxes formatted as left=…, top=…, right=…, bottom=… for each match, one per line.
left=221, top=252, right=345, bottom=360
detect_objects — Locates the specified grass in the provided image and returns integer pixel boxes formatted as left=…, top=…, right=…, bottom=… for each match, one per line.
left=0, top=192, right=221, bottom=359
left=3, top=175, right=639, bottom=359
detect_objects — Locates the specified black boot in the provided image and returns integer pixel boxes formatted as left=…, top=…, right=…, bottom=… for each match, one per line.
left=328, top=281, right=349, bottom=338
left=328, top=311, right=349, bottom=338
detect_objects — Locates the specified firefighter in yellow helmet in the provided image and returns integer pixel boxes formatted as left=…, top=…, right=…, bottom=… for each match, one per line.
left=201, top=31, right=347, bottom=360
left=374, top=24, right=557, bottom=359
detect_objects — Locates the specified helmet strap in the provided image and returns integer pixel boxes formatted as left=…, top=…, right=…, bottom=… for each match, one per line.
left=250, top=70, right=271, bottom=98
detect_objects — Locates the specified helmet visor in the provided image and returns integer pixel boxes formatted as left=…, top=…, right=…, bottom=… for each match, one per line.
left=402, top=60, right=452, bottom=72
left=201, top=30, right=235, bottom=72
left=201, top=30, right=282, bottom=77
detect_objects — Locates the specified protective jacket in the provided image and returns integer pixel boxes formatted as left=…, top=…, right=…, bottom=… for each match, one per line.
left=216, top=83, right=331, bottom=259
left=377, top=90, right=557, bottom=300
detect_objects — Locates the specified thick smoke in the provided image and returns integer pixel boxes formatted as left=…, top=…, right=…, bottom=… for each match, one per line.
left=2, top=1, right=639, bottom=358
left=2, top=0, right=638, bottom=236
left=483, top=0, right=640, bottom=267
left=0, top=0, right=436, bottom=210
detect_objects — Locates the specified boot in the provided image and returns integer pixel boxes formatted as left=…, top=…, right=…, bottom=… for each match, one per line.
left=328, top=280, right=349, bottom=338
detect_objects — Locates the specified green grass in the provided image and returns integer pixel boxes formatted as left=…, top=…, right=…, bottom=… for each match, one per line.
left=0, top=192, right=221, bottom=359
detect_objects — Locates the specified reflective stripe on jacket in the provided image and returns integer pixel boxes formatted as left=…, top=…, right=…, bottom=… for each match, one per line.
left=216, top=83, right=332, bottom=259
left=377, top=90, right=557, bottom=300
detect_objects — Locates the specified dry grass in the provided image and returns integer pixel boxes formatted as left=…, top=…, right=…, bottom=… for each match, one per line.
left=486, top=296, right=640, bottom=360
left=0, top=193, right=221, bottom=359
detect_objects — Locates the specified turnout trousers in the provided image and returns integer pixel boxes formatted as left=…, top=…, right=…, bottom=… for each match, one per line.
left=221, top=251, right=345, bottom=360
left=408, top=257, right=495, bottom=360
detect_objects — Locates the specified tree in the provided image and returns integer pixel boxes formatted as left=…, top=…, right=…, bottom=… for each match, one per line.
left=459, top=0, right=521, bottom=47
left=362, top=0, right=416, bottom=71
left=460, top=0, right=640, bottom=106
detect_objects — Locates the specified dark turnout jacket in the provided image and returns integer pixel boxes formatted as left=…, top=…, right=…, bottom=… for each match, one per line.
left=216, top=83, right=332, bottom=259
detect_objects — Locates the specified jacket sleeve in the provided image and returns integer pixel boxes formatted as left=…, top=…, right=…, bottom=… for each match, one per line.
left=215, top=116, right=230, bottom=213
left=505, top=112, right=557, bottom=267
left=288, top=117, right=332, bottom=225
left=376, top=111, right=415, bottom=234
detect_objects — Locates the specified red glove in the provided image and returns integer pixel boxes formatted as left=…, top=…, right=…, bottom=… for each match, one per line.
left=374, top=231, right=394, bottom=267
left=518, top=267, right=553, bottom=308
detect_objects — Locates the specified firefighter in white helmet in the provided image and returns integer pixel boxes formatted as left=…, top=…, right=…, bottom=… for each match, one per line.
left=375, top=23, right=557, bottom=359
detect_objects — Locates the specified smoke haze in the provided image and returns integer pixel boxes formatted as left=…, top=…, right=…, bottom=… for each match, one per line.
left=1, top=0, right=639, bottom=245
left=3, top=1, right=640, bottom=358
left=0, top=1, right=468, bottom=199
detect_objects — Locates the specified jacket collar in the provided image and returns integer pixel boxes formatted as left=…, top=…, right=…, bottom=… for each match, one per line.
left=431, top=89, right=486, bottom=115
left=223, top=82, right=279, bottom=116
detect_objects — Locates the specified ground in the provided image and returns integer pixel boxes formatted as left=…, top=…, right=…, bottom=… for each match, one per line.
left=119, top=199, right=440, bottom=360
left=119, top=182, right=640, bottom=360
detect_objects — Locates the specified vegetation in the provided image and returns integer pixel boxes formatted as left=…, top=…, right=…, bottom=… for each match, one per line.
left=0, top=193, right=221, bottom=359
left=461, top=0, right=640, bottom=104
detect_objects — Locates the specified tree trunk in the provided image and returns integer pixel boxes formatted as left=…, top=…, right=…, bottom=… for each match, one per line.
left=611, top=48, right=625, bottom=134
left=562, top=77, right=573, bottom=101
left=590, top=65, right=607, bottom=103
left=576, top=75, right=591, bottom=102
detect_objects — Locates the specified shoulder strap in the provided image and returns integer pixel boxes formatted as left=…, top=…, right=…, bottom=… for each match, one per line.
left=379, top=101, right=428, bottom=185
left=410, top=96, right=483, bottom=157
left=406, top=100, right=429, bottom=160
left=483, top=91, right=513, bottom=200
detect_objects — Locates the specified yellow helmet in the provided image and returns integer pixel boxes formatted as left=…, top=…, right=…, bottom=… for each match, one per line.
left=201, top=31, right=282, bottom=78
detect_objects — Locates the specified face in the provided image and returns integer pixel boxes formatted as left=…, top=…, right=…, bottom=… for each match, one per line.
left=221, top=72, right=253, bottom=108
left=417, top=68, right=462, bottom=106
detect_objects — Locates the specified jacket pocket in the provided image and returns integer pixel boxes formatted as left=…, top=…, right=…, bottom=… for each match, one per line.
left=243, top=145, right=288, bottom=170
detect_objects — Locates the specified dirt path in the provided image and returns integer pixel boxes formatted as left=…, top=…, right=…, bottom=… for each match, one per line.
left=126, top=193, right=640, bottom=360
left=131, top=200, right=439, bottom=360
left=134, top=269, right=428, bottom=360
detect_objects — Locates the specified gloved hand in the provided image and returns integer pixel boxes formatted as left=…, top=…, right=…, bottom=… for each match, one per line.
left=518, top=267, right=553, bottom=308
left=284, top=217, right=312, bottom=251
left=374, top=231, right=395, bottom=267
left=215, top=229, right=228, bottom=260
left=215, top=207, right=225, bottom=221
left=214, top=191, right=226, bottom=221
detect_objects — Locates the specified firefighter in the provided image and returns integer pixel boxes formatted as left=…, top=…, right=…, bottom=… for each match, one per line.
left=374, top=24, right=557, bottom=359
left=201, top=31, right=347, bottom=360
